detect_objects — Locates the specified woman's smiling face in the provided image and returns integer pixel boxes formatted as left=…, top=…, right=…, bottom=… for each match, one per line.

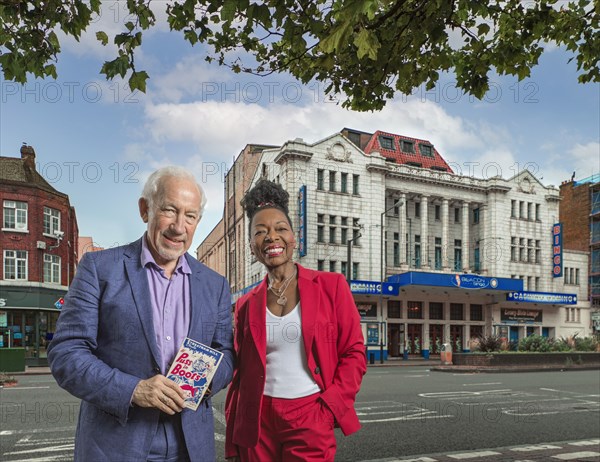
left=250, top=208, right=295, bottom=269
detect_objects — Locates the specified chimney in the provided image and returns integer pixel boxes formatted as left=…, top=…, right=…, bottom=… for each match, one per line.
left=20, top=144, right=36, bottom=170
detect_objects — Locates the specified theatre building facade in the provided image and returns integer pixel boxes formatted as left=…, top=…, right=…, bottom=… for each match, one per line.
left=200, top=128, right=591, bottom=361
left=0, top=146, right=79, bottom=366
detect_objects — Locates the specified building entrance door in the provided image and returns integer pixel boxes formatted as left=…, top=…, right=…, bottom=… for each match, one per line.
left=429, top=324, right=443, bottom=354
left=388, top=324, right=401, bottom=357
left=406, top=324, right=422, bottom=355
left=450, top=324, right=464, bottom=352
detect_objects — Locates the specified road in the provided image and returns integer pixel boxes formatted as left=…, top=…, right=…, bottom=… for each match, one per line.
left=1, top=367, right=598, bottom=461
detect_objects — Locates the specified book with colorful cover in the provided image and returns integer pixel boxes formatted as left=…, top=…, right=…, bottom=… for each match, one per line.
left=166, top=337, right=223, bottom=411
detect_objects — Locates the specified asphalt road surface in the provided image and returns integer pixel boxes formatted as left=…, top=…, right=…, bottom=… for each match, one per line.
left=1, top=367, right=598, bottom=461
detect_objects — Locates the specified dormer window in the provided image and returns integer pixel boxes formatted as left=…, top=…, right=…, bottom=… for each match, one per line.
left=406, top=162, right=422, bottom=168
left=420, top=144, right=433, bottom=157
left=379, top=136, right=395, bottom=150
left=401, top=140, right=415, bottom=153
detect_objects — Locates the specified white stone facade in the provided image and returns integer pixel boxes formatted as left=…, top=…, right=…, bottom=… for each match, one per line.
left=241, top=133, right=592, bottom=357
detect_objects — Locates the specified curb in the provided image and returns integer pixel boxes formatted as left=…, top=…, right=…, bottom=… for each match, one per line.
left=432, top=365, right=600, bottom=373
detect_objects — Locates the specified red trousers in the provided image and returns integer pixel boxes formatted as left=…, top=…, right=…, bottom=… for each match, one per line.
left=238, top=393, right=337, bottom=462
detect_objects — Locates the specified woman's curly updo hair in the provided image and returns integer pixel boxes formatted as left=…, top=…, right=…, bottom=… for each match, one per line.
left=241, top=179, right=294, bottom=235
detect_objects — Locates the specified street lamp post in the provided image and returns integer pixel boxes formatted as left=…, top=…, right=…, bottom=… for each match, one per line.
left=380, top=199, right=402, bottom=363
left=346, top=230, right=363, bottom=283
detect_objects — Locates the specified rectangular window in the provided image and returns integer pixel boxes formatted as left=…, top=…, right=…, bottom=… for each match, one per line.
left=341, top=261, right=347, bottom=277
left=434, top=237, right=442, bottom=270
left=43, top=207, right=61, bottom=236
left=352, top=262, right=359, bottom=279
left=329, top=261, right=336, bottom=273
left=470, top=304, right=483, bottom=321
left=329, top=215, right=336, bottom=225
left=535, top=277, right=540, bottom=291
left=527, top=239, right=534, bottom=263
left=393, top=242, right=400, bottom=267
left=329, top=171, right=336, bottom=192
left=454, top=207, right=460, bottom=223
left=511, top=237, right=517, bottom=262
left=4, top=250, right=27, bottom=280
left=473, top=208, right=480, bottom=224
left=454, top=239, right=462, bottom=270
left=535, top=240, right=541, bottom=264
left=414, top=235, right=421, bottom=268
left=407, top=301, right=422, bottom=319
left=43, top=254, right=61, bottom=284
left=435, top=205, right=441, bottom=220
left=401, top=140, right=415, bottom=153
left=317, top=169, right=324, bottom=190
left=341, top=227, right=348, bottom=243
left=450, top=303, right=464, bottom=320
left=329, top=226, right=336, bottom=244
left=535, top=204, right=541, bottom=221
left=379, top=136, right=395, bottom=150
left=415, top=202, right=421, bottom=218
left=352, top=174, right=359, bottom=195
left=429, top=302, right=444, bottom=320
left=519, top=238, right=526, bottom=262
left=388, top=301, right=402, bottom=318
left=527, top=202, right=532, bottom=220
left=317, top=260, right=324, bottom=271
left=575, top=268, right=580, bottom=285
left=519, top=201, right=525, bottom=219
left=341, top=216, right=348, bottom=226
left=3, top=200, right=28, bottom=230
left=352, top=228, right=361, bottom=246
left=420, top=144, right=433, bottom=157
left=473, top=247, right=480, bottom=272
left=527, top=276, right=533, bottom=290
left=511, top=200, right=517, bottom=218
left=317, top=225, right=325, bottom=243
left=341, top=173, right=348, bottom=193
left=317, top=214, right=324, bottom=223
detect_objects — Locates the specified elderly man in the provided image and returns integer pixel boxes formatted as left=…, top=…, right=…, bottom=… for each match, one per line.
left=48, top=166, right=234, bottom=461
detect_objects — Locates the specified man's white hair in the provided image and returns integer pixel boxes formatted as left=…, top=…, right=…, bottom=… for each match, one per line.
left=141, top=166, right=207, bottom=217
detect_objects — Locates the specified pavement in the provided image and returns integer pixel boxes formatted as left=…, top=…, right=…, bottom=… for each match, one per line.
left=6, top=357, right=599, bottom=376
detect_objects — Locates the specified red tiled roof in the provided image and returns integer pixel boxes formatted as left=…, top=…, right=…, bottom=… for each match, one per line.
left=363, top=130, right=454, bottom=173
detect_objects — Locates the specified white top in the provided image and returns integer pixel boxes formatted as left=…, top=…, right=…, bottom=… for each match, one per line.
left=263, top=302, right=321, bottom=398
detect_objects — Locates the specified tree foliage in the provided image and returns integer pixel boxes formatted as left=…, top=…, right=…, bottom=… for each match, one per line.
left=1, top=0, right=598, bottom=110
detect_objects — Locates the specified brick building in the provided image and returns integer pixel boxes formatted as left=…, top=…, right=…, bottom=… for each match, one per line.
left=559, top=174, right=600, bottom=333
left=0, top=145, right=79, bottom=365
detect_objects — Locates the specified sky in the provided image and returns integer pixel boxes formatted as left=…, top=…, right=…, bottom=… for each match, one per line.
left=1, top=1, right=599, bottom=255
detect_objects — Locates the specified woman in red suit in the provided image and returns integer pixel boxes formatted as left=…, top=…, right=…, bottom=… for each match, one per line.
left=225, top=179, right=367, bottom=462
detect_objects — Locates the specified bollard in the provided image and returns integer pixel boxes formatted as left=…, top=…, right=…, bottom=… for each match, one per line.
left=369, top=353, right=375, bottom=365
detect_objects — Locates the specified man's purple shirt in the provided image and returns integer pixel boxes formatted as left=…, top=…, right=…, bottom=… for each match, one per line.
left=141, top=234, right=191, bottom=374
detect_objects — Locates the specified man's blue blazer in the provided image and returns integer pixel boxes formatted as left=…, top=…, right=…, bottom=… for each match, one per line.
left=48, top=237, right=234, bottom=461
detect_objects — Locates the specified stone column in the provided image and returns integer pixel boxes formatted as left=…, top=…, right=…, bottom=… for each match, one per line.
left=421, top=195, right=429, bottom=269
left=442, top=198, right=450, bottom=270
left=462, top=202, right=470, bottom=272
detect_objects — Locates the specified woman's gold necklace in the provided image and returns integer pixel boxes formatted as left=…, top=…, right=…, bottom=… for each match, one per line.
left=268, top=267, right=297, bottom=306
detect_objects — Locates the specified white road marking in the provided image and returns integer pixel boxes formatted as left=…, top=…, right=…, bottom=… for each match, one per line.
left=1, top=386, right=50, bottom=390
left=447, top=450, right=501, bottom=459
left=552, top=451, right=600, bottom=460
left=361, top=414, right=453, bottom=423
left=4, top=444, right=74, bottom=455
left=462, top=382, right=502, bottom=387
left=568, top=439, right=600, bottom=447
left=0, top=427, right=75, bottom=436
left=212, top=405, right=226, bottom=426
left=511, top=444, right=562, bottom=452
left=1, top=456, right=69, bottom=462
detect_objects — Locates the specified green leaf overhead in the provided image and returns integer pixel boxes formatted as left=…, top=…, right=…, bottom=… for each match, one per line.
left=0, top=0, right=598, bottom=110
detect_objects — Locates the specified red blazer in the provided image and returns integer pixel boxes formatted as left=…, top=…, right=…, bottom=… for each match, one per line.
left=225, top=264, right=367, bottom=457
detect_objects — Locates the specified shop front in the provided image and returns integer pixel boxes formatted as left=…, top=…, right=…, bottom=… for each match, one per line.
left=0, top=285, right=65, bottom=366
